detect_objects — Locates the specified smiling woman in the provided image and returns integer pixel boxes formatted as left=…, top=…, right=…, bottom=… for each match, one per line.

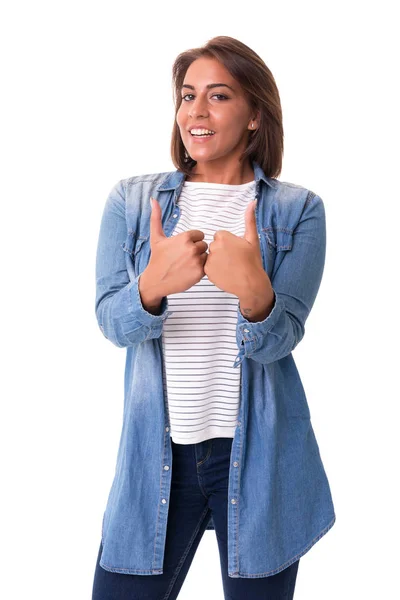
left=170, top=37, right=284, bottom=185
left=176, top=60, right=258, bottom=184
left=92, top=35, right=335, bottom=600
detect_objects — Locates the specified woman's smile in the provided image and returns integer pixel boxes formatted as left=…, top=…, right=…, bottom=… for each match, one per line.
left=189, top=132, right=217, bottom=143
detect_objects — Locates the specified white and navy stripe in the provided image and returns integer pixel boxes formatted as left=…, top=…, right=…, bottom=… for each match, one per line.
left=162, top=179, right=256, bottom=445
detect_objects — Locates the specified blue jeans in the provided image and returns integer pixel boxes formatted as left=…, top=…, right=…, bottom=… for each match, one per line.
left=92, top=437, right=300, bottom=599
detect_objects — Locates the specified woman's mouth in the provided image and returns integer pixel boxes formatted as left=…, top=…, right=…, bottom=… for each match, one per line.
left=189, top=131, right=216, bottom=143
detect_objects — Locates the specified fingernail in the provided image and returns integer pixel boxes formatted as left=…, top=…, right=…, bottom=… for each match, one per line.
left=150, top=197, right=153, bottom=208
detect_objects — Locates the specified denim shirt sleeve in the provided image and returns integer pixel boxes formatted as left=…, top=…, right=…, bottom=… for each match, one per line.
left=95, top=180, right=171, bottom=348
left=236, top=192, right=326, bottom=365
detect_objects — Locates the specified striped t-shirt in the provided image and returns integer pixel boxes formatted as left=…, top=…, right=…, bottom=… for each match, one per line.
left=161, top=178, right=257, bottom=445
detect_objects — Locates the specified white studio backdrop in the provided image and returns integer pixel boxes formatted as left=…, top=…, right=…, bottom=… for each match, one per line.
left=1, top=1, right=399, bottom=598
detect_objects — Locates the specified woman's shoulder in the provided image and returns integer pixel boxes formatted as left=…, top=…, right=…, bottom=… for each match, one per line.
left=270, top=180, right=324, bottom=218
left=121, top=170, right=174, bottom=189
left=275, top=178, right=320, bottom=198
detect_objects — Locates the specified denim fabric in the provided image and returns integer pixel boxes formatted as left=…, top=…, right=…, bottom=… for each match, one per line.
left=94, top=160, right=336, bottom=577
left=92, top=437, right=300, bottom=600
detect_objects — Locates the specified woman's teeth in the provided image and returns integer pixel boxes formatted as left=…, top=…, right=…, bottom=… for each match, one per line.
left=190, top=129, right=215, bottom=136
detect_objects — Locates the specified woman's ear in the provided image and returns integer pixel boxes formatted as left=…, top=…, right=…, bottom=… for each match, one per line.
left=248, top=109, right=261, bottom=131
left=253, top=109, right=261, bottom=127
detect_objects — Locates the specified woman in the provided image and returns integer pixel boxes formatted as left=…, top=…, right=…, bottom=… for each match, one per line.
left=92, top=36, right=336, bottom=600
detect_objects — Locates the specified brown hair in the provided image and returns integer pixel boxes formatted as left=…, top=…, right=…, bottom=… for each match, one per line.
left=170, top=36, right=284, bottom=178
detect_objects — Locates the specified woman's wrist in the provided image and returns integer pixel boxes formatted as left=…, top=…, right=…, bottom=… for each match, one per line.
left=138, top=270, right=164, bottom=315
left=238, top=270, right=275, bottom=322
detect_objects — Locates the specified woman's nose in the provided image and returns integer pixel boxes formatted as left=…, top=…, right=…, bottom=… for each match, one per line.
left=189, top=97, right=209, bottom=118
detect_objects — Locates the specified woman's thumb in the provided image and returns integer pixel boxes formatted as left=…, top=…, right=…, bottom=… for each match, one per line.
left=149, top=197, right=165, bottom=239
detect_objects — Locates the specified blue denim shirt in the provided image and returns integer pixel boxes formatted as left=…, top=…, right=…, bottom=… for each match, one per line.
left=94, top=160, right=336, bottom=578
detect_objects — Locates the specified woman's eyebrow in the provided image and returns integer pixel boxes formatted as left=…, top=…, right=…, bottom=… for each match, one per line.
left=181, top=83, right=235, bottom=92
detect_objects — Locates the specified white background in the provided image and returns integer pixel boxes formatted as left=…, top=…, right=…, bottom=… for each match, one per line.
left=1, top=1, right=399, bottom=598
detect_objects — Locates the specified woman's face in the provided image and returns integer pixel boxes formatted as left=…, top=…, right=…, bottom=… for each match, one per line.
left=176, top=57, right=257, bottom=166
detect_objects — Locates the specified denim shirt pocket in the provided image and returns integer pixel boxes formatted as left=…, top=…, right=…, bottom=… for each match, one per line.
left=122, top=232, right=150, bottom=279
left=260, top=226, right=293, bottom=278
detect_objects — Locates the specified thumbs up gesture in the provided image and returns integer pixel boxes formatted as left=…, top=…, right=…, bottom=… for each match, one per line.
left=204, top=199, right=267, bottom=299
left=141, top=197, right=209, bottom=297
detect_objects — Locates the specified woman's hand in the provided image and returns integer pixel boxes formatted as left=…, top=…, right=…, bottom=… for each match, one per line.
left=204, top=200, right=267, bottom=298
left=141, top=198, right=208, bottom=299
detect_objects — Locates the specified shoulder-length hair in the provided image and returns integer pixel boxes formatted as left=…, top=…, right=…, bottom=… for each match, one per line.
left=170, top=36, right=284, bottom=178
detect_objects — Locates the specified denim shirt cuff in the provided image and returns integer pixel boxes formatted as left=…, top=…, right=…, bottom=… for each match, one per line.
left=129, top=274, right=173, bottom=327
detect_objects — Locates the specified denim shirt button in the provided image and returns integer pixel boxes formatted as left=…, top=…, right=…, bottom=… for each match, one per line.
left=164, top=465, right=170, bottom=470
left=161, top=498, right=167, bottom=504
left=231, top=498, right=237, bottom=504
left=165, top=427, right=169, bottom=432
left=244, top=328, right=249, bottom=333
left=233, top=461, right=239, bottom=467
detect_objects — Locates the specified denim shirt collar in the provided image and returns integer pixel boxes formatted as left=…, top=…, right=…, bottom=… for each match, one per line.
left=156, top=160, right=277, bottom=198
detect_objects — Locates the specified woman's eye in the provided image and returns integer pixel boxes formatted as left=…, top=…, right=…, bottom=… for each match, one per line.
left=181, top=93, right=228, bottom=101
